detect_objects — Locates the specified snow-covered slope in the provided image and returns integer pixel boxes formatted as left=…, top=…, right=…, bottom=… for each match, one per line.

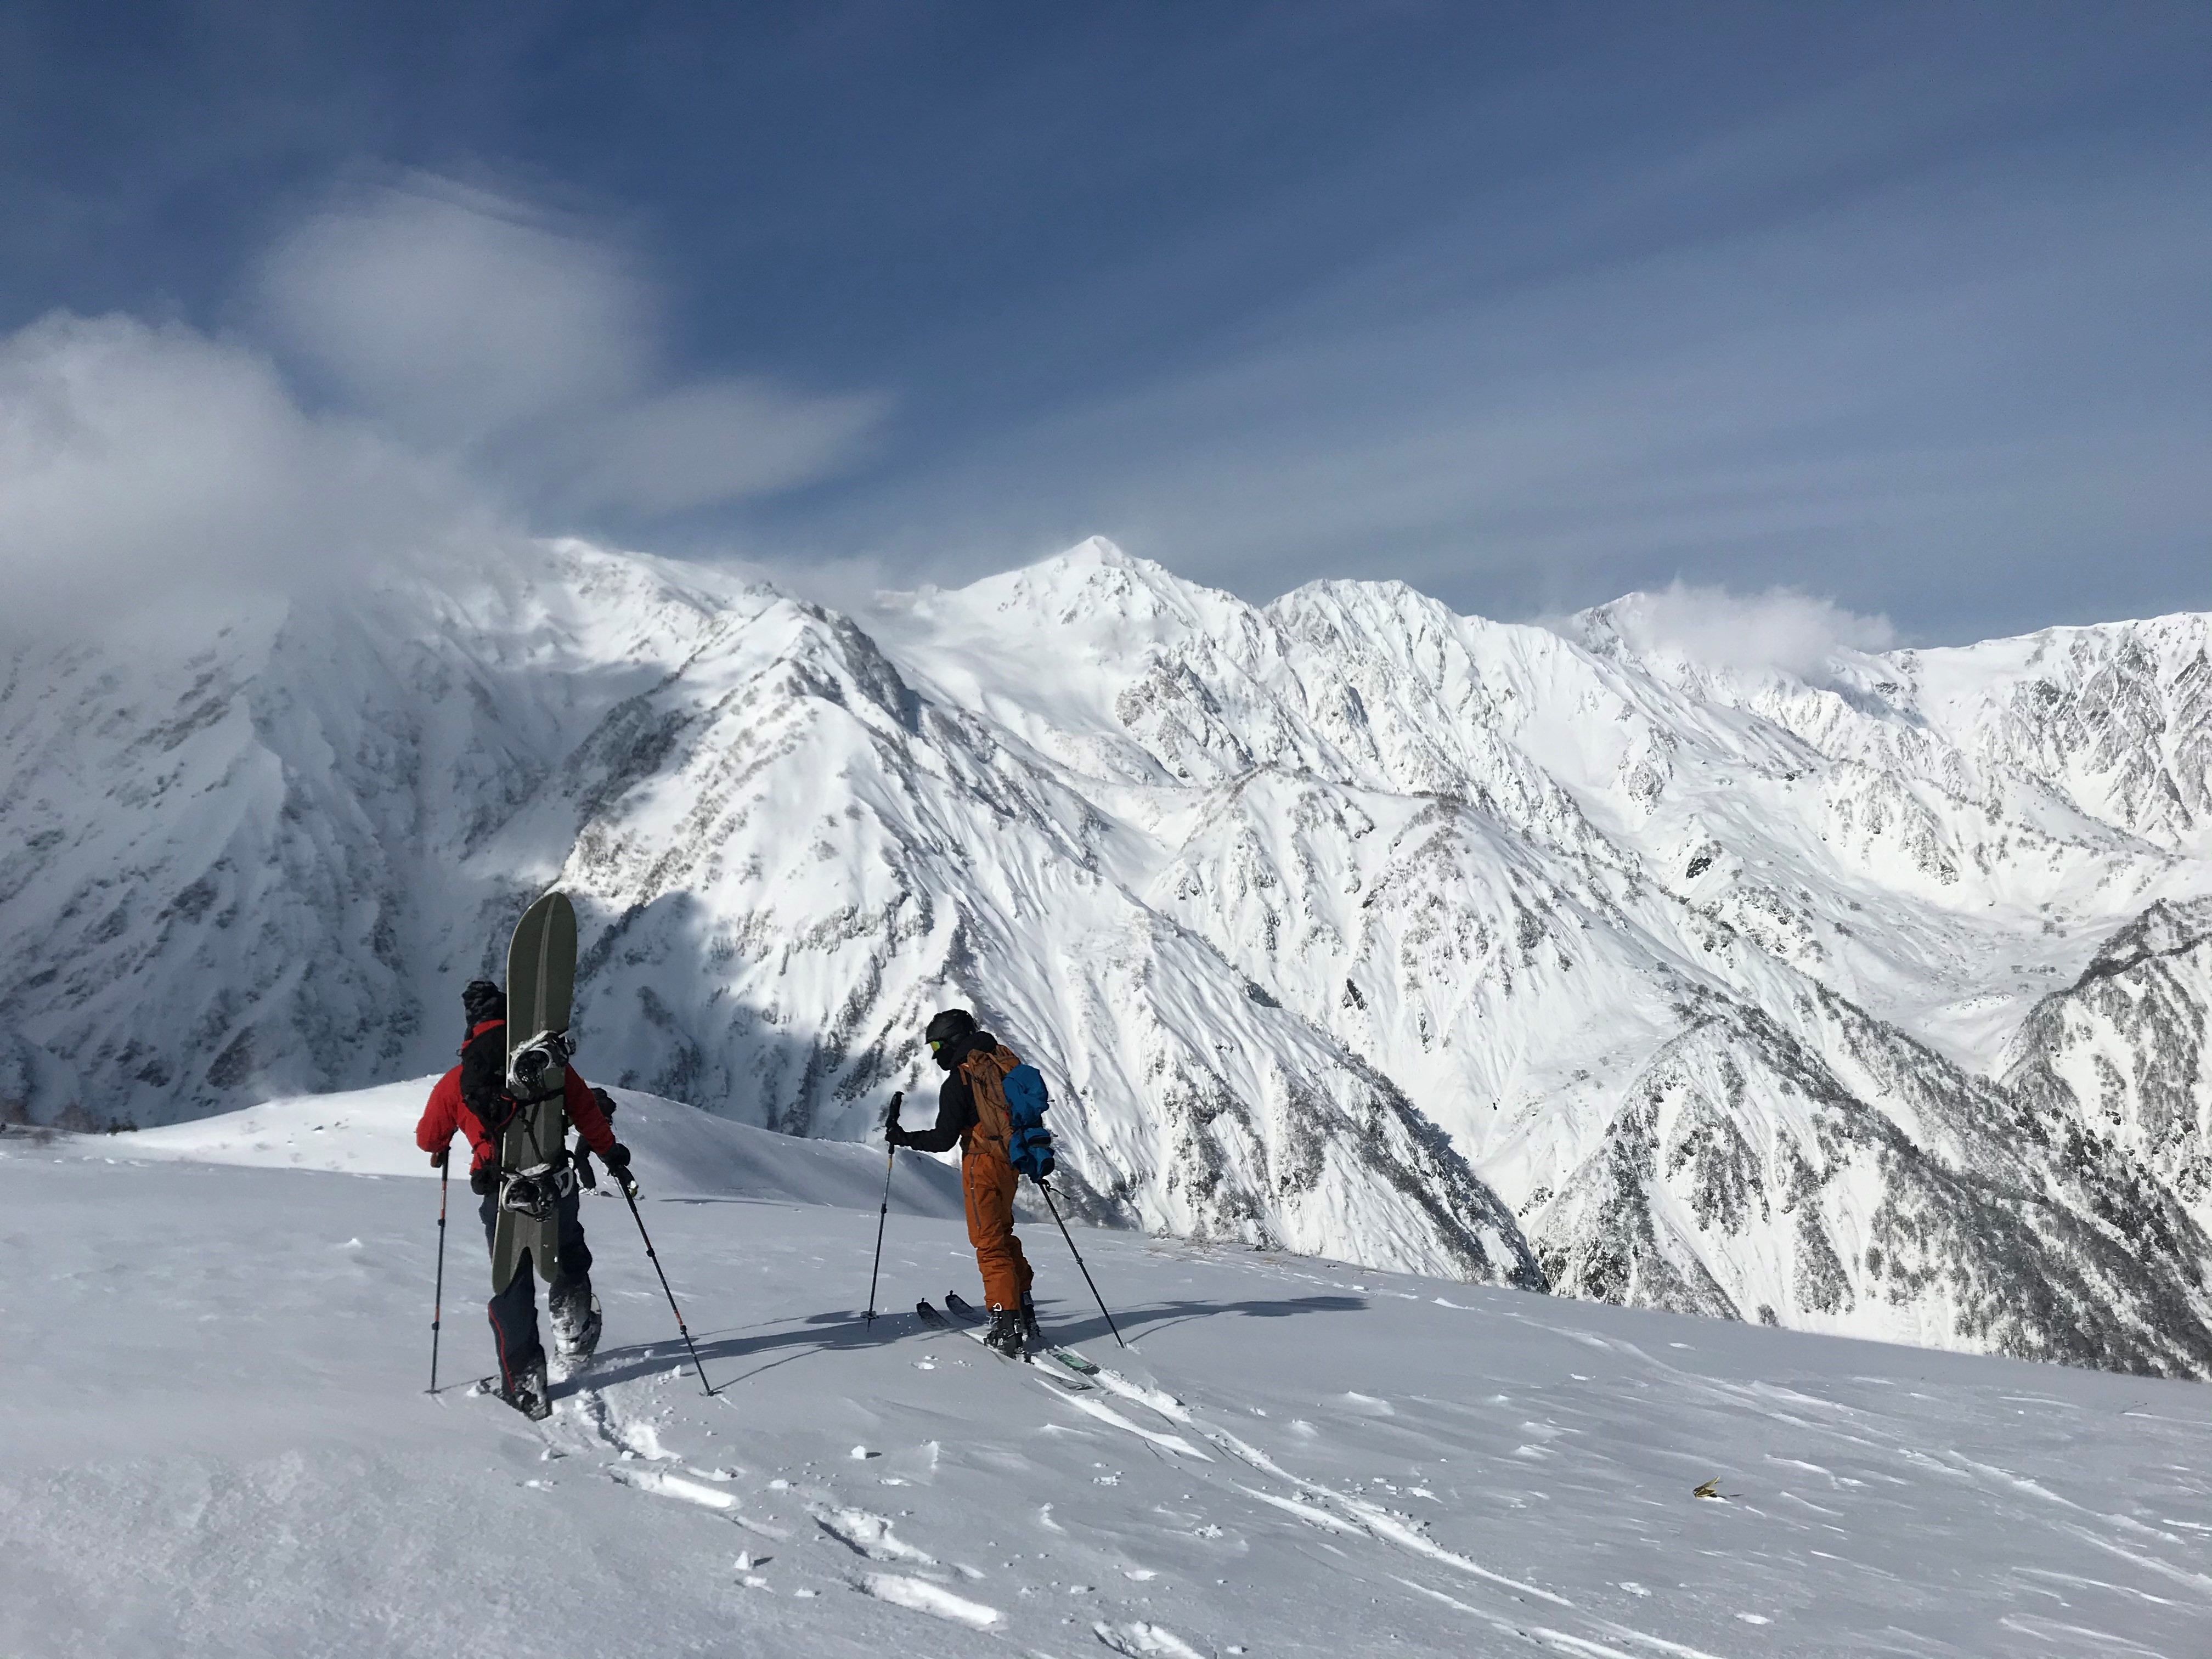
left=5, top=1125, right=2209, bottom=1658
left=119, top=1080, right=970, bottom=1215
left=4, top=537, right=2209, bottom=1372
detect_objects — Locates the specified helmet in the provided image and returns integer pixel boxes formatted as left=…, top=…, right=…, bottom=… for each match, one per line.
left=462, top=979, right=506, bottom=1025
left=924, top=1007, right=977, bottom=1060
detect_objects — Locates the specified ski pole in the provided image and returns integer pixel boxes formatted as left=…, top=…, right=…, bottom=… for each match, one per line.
left=864, top=1091, right=904, bottom=1328
left=428, top=1154, right=450, bottom=1392
left=615, top=1170, right=715, bottom=1395
left=1037, top=1180, right=1125, bottom=1348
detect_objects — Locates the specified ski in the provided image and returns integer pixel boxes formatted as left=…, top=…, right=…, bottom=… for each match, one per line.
left=944, top=1290, right=1101, bottom=1381
left=918, top=1299, right=1091, bottom=1390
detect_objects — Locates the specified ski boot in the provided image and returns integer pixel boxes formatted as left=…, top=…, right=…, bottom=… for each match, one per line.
left=502, top=1355, right=553, bottom=1421
left=1019, top=1290, right=1045, bottom=1348
left=552, top=1292, right=602, bottom=1365
left=984, top=1305, right=1027, bottom=1359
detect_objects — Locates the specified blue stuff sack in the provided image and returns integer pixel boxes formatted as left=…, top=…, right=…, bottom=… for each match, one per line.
left=1002, top=1063, right=1056, bottom=1180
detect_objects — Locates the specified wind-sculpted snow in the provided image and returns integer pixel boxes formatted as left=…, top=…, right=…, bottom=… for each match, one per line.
left=4, top=535, right=2210, bottom=1372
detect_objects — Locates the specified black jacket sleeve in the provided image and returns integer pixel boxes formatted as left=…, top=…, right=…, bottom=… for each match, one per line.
left=899, top=1069, right=974, bottom=1153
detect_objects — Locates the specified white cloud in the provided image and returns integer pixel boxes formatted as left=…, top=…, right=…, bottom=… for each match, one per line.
left=257, top=176, right=885, bottom=516
left=0, top=177, right=893, bottom=638
left=261, top=178, right=642, bottom=445
left=0, top=312, right=488, bottom=634
left=1579, top=580, right=1898, bottom=679
left=552, top=379, right=887, bottom=516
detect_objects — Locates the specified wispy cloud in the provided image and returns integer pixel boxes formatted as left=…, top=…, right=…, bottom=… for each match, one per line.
left=1565, top=581, right=1897, bottom=681
left=0, top=175, right=889, bottom=634
left=258, top=176, right=887, bottom=519
left=775, top=52, right=2211, bottom=639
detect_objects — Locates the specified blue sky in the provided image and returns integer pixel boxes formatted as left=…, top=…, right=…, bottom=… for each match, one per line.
left=3, top=2, right=2206, bottom=641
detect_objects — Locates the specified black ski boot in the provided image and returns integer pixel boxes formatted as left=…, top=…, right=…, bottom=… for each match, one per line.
left=553, top=1292, right=602, bottom=1365
left=984, top=1305, right=1027, bottom=1359
left=1019, top=1290, right=1045, bottom=1347
left=503, top=1355, right=553, bottom=1421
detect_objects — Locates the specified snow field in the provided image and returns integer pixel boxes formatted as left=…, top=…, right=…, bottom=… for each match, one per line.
left=4, top=1093, right=2210, bottom=1657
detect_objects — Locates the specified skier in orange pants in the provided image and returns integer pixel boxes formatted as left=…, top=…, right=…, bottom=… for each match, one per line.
left=886, top=1007, right=1039, bottom=1356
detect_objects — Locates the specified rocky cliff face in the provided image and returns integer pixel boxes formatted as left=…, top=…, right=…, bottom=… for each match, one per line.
left=5, top=537, right=2209, bottom=1370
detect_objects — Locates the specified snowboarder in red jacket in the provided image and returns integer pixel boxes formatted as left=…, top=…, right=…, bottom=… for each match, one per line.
left=416, top=979, right=629, bottom=1417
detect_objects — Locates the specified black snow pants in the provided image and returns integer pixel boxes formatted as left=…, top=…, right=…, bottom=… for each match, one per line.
left=480, top=1188, right=594, bottom=1387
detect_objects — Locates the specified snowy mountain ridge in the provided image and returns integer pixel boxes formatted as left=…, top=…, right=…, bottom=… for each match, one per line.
left=4, top=535, right=2209, bottom=1373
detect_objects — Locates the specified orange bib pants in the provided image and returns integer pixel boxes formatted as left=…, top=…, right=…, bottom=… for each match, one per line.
left=962, top=1147, right=1034, bottom=1312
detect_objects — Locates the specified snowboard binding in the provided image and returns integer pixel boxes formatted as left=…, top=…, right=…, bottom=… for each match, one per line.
left=506, top=1029, right=575, bottom=1103
left=498, top=1160, right=578, bottom=1219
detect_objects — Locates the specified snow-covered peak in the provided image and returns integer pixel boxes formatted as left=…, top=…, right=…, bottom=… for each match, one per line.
left=911, top=537, right=1254, bottom=672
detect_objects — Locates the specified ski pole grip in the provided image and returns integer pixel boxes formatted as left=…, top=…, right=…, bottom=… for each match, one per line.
left=883, top=1090, right=905, bottom=1130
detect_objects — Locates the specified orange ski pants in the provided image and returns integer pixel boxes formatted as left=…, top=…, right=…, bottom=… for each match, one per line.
left=962, top=1149, right=1033, bottom=1312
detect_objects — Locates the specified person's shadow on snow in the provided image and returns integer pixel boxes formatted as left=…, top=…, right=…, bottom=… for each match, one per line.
left=567, top=1293, right=1366, bottom=1395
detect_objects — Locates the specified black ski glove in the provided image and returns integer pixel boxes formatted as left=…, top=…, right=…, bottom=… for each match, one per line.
left=429, top=1147, right=447, bottom=1169
left=601, top=1141, right=638, bottom=1196
left=883, top=1123, right=909, bottom=1148
left=469, top=1164, right=494, bottom=1197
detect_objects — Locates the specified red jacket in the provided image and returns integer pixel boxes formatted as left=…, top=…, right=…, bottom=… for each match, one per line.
left=415, top=1019, right=617, bottom=1177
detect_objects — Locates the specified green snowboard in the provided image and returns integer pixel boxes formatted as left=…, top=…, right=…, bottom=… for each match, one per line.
left=490, top=890, right=578, bottom=1295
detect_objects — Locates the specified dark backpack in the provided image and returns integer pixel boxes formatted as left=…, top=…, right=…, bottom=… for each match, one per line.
left=1002, top=1063, right=1056, bottom=1181
left=458, top=1024, right=520, bottom=1143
